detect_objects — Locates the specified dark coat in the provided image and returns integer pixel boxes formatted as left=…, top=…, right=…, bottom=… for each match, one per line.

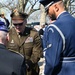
left=39, top=29, right=44, bottom=35
left=7, top=27, right=43, bottom=75
left=0, top=44, right=26, bottom=75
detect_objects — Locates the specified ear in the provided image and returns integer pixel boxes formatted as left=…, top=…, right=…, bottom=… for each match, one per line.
left=54, top=4, right=59, bottom=12
left=6, top=33, right=9, bottom=41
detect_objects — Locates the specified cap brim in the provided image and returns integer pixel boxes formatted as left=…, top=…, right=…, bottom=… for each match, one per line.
left=45, top=1, right=54, bottom=11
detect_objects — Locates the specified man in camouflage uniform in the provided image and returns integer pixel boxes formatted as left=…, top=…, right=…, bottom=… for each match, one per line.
left=7, top=9, right=43, bottom=75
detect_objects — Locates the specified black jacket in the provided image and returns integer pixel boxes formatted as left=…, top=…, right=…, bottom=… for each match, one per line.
left=0, top=44, right=26, bottom=75
left=39, top=29, right=44, bottom=35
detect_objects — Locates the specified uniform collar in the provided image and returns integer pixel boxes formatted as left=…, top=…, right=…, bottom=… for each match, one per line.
left=0, top=44, right=6, bottom=49
left=57, top=11, right=66, bottom=19
left=19, top=27, right=32, bottom=36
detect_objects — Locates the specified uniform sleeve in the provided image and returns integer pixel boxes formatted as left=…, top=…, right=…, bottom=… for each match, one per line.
left=30, top=32, right=43, bottom=63
left=44, top=26, right=63, bottom=75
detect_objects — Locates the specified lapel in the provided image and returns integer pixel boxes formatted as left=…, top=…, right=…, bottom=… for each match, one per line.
left=19, top=27, right=32, bottom=46
left=10, top=28, right=20, bottom=46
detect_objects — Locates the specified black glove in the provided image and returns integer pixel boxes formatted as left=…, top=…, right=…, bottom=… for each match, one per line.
left=26, top=60, right=34, bottom=70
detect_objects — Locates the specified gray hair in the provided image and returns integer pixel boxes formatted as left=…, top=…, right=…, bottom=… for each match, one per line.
left=0, top=31, right=7, bottom=43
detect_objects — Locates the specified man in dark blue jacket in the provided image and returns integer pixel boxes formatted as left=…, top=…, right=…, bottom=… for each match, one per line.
left=0, top=20, right=26, bottom=75
left=39, top=0, right=75, bottom=75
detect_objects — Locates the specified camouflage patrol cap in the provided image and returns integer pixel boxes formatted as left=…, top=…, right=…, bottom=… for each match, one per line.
left=39, top=0, right=62, bottom=11
left=0, top=20, right=8, bottom=32
left=10, top=9, right=28, bottom=20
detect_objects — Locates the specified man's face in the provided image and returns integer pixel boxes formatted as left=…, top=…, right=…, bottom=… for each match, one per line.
left=46, top=4, right=56, bottom=20
left=12, top=19, right=27, bottom=33
left=1, top=14, right=5, bottom=18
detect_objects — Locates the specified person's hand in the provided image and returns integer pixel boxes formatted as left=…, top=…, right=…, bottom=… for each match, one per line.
left=26, top=60, right=33, bottom=70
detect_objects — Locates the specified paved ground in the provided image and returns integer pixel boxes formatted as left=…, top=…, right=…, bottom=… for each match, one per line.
left=38, top=58, right=45, bottom=75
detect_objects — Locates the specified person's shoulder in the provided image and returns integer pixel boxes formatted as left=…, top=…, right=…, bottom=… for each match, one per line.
left=25, top=27, right=40, bottom=38
left=26, top=27, right=39, bottom=37
left=9, top=27, right=16, bottom=34
left=39, top=29, right=43, bottom=32
left=31, top=28, right=39, bottom=35
left=9, top=27, right=14, bottom=31
left=26, top=27, right=38, bottom=33
left=31, top=28, right=37, bottom=32
left=9, top=50, right=24, bottom=58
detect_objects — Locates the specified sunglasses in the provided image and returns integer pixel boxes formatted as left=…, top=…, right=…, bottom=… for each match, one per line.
left=13, top=22, right=23, bottom=26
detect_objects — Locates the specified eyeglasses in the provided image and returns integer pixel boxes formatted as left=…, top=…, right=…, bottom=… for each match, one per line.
left=13, top=22, right=23, bottom=26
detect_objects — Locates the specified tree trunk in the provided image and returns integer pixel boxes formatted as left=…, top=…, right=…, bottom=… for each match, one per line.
left=40, top=4, right=46, bottom=25
left=18, top=0, right=24, bottom=12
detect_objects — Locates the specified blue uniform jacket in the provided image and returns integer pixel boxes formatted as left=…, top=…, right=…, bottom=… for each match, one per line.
left=43, top=12, right=75, bottom=75
left=0, top=44, right=26, bottom=75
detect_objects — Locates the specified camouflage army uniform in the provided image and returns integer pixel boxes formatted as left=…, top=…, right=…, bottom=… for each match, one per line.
left=7, top=26, right=43, bottom=75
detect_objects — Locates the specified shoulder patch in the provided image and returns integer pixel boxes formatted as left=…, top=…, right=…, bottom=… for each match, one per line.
left=30, top=28, right=39, bottom=38
left=9, top=50, right=24, bottom=58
